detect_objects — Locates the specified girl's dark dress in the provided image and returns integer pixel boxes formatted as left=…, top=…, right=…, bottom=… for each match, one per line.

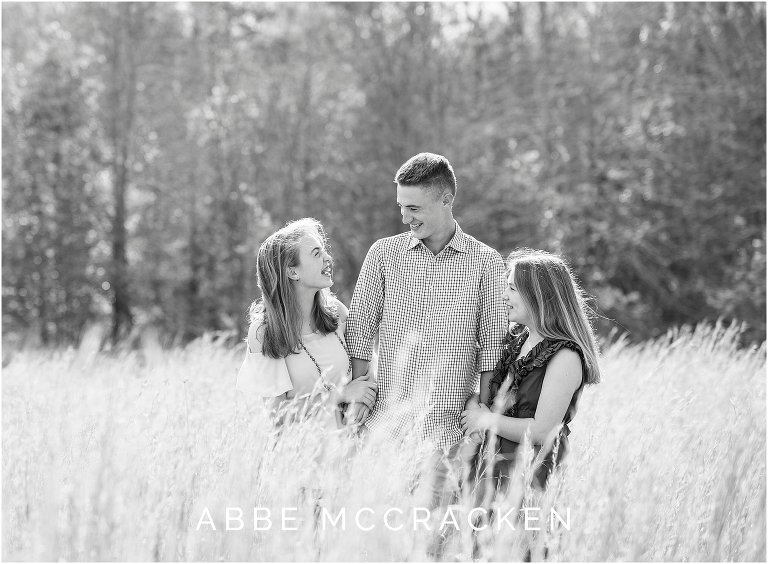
left=472, top=328, right=586, bottom=490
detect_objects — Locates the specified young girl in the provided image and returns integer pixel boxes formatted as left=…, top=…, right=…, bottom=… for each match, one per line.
left=236, top=218, right=377, bottom=427
left=460, top=248, right=601, bottom=489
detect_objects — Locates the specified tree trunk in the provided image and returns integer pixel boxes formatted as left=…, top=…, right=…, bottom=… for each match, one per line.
left=537, top=3, right=553, bottom=170
left=108, top=3, right=138, bottom=344
left=187, top=187, right=202, bottom=340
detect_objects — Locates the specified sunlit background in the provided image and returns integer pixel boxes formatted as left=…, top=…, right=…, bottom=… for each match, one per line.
left=3, top=2, right=765, bottom=348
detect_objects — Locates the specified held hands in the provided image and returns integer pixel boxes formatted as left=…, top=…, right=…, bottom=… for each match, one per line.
left=460, top=402, right=493, bottom=435
left=333, top=374, right=377, bottom=426
left=340, top=377, right=377, bottom=409
left=464, top=393, right=481, bottom=410
left=344, top=403, right=370, bottom=426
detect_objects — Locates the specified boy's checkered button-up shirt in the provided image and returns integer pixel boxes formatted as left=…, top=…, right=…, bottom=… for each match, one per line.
left=346, top=222, right=507, bottom=451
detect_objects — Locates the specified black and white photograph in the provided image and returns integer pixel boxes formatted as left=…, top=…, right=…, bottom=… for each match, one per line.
left=2, top=2, right=766, bottom=561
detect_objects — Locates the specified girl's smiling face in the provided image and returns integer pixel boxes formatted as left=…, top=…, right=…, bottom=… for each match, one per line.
left=291, top=232, right=333, bottom=290
left=502, top=265, right=533, bottom=327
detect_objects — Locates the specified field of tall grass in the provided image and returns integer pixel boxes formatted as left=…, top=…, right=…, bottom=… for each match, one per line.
left=2, top=322, right=765, bottom=561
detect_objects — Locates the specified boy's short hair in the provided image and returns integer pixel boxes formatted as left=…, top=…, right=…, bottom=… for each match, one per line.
left=394, top=152, right=457, bottom=198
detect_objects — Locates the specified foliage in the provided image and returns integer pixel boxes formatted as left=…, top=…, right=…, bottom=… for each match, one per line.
left=2, top=3, right=765, bottom=344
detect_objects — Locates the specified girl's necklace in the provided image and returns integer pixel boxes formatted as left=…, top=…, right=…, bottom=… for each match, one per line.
left=299, top=331, right=352, bottom=390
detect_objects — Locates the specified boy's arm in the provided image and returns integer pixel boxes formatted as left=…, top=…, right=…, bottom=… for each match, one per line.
left=476, top=251, right=507, bottom=402
left=344, top=240, right=385, bottom=424
left=464, top=370, right=492, bottom=411
left=345, top=240, right=384, bottom=371
left=478, top=371, right=494, bottom=405
left=351, top=357, right=371, bottom=381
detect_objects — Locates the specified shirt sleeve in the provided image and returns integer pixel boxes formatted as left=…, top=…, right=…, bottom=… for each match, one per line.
left=477, top=250, right=507, bottom=373
left=236, top=320, right=294, bottom=397
left=345, top=240, right=384, bottom=362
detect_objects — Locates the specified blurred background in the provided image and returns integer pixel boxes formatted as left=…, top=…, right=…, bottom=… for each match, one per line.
left=2, top=2, right=765, bottom=349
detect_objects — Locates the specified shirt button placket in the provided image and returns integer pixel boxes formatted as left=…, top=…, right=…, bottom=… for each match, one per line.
left=417, top=252, right=431, bottom=383
left=426, top=257, right=437, bottom=364
left=427, top=256, right=437, bottom=324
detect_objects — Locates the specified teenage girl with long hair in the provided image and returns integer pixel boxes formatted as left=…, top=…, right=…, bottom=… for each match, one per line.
left=236, top=218, right=376, bottom=427
left=461, top=248, right=601, bottom=489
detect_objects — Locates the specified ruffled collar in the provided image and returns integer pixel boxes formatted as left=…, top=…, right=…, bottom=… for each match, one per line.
left=490, top=329, right=584, bottom=417
left=493, top=329, right=551, bottom=384
left=513, top=332, right=553, bottom=374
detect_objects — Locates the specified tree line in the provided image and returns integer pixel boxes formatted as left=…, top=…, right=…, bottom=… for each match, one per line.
left=2, top=2, right=765, bottom=347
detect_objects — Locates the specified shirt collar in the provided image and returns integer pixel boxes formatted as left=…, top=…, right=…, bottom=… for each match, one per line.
left=407, top=221, right=468, bottom=254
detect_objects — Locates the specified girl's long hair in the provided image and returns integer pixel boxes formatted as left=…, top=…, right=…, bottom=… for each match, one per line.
left=248, top=218, right=339, bottom=359
left=510, top=248, right=601, bottom=384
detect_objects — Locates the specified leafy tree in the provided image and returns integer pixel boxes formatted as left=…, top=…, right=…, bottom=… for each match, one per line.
left=2, top=2, right=765, bottom=346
